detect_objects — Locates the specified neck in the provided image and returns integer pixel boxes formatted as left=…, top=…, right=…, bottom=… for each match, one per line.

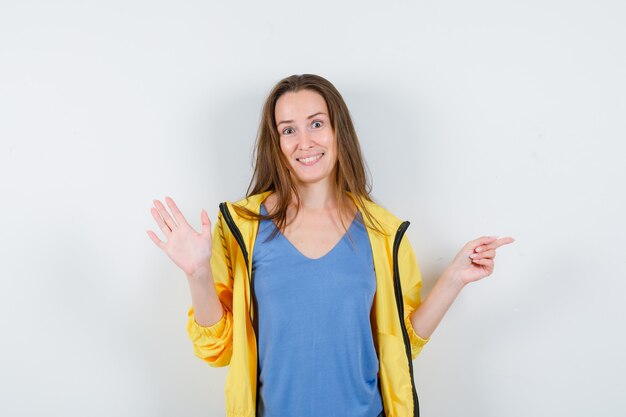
left=291, top=177, right=340, bottom=212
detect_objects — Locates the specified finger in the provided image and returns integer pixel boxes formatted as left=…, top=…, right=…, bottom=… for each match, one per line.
left=497, top=237, right=516, bottom=246
left=475, top=236, right=515, bottom=253
left=471, top=236, right=498, bottom=252
left=472, top=258, right=494, bottom=268
left=151, top=206, right=172, bottom=235
left=486, top=237, right=515, bottom=249
left=146, top=229, right=165, bottom=249
left=200, top=209, right=212, bottom=239
left=471, top=249, right=496, bottom=260
left=473, top=235, right=499, bottom=246
left=165, top=196, right=190, bottom=228
left=153, top=199, right=178, bottom=229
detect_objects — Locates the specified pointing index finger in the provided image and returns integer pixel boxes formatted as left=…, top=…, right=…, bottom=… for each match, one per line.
left=490, top=236, right=516, bottom=249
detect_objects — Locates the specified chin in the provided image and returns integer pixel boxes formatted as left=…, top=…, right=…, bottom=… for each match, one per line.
left=290, top=172, right=328, bottom=184
left=288, top=162, right=336, bottom=186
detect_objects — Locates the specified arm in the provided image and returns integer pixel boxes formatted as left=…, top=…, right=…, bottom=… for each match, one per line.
left=409, top=269, right=464, bottom=340
left=185, top=210, right=234, bottom=367
left=187, top=266, right=225, bottom=327
left=409, top=235, right=515, bottom=341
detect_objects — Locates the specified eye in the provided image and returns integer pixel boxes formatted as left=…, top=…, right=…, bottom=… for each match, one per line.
left=312, top=121, right=323, bottom=128
left=282, top=127, right=294, bottom=135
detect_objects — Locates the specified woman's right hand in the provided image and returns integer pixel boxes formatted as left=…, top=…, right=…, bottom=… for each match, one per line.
left=147, top=196, right=213, bottom=280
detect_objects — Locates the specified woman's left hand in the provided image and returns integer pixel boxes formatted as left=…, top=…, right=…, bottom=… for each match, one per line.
left=446, top=235, right=516, bottom=286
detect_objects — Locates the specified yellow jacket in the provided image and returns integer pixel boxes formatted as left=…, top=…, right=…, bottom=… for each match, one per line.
left=186, top=191, right=430, bottom=417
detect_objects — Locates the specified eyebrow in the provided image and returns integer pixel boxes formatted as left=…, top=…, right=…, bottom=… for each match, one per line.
left=276, top=112, right=327, bottom=127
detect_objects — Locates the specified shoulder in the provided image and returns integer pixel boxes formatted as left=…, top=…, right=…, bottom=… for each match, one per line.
left=219, top=191, right=272, bottom=224
left=228, top=191, right=272, bottom=210
left=349, top=193, right=404, bottom=233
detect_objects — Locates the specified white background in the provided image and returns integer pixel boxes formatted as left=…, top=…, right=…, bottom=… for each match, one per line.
left=1, top=1, right=625, bottom=416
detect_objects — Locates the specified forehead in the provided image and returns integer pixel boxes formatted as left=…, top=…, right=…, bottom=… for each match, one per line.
left=274, top=89, right=328, bottom=122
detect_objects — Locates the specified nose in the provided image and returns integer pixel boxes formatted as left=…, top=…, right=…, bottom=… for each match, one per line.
left=297, top=129, right=314, bottom=150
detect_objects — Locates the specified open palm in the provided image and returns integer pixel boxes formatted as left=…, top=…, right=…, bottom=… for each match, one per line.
left=146, top=196, right=212, bottom=277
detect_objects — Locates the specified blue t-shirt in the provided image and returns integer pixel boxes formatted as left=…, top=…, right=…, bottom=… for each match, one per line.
left=252, top=203, right=383, bottom=417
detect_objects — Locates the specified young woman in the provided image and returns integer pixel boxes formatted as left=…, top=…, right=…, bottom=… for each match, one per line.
left=147, top=74, right=515, bottom=417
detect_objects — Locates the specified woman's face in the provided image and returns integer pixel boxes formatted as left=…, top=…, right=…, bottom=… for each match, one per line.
left=275, top=89, right=337, bottom=187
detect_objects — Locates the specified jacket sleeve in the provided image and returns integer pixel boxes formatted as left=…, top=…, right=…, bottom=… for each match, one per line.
left=185, top=209, right=234, bottom=367
left=398, top=234, right=430, bottom=360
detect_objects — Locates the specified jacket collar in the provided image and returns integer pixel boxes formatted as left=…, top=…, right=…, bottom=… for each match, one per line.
left=228, top=190, right=402, bottom=235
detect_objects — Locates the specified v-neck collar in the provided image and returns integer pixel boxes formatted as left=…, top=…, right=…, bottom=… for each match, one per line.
left=260, top=202, right=361, bottom=261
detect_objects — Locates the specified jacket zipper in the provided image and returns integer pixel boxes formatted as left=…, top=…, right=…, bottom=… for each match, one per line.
left=392, top=220, right=420, bottom=417
left=218, top=202, right=261, bottom=415
left=220, top=202, right=418, bottom=416
left=220, top=203, right=257, bottom=326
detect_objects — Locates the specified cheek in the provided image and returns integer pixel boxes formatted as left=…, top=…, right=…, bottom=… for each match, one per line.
left=313, top=130, right=335, bottom=149
left=279, top=139, right=295, bottom=158
left=325, top=133, right=337, bottom=153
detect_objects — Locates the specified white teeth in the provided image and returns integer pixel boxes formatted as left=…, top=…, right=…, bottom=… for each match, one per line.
left=298, top=154, right=323, bottom=164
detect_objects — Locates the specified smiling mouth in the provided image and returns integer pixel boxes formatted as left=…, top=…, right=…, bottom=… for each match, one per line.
left=296, top=153, right=324, bottom=166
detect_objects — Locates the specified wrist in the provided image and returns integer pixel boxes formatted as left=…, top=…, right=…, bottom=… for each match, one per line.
left=442, top=268, right=466, bottom=291
left=186, top=264, right=212, bottom=283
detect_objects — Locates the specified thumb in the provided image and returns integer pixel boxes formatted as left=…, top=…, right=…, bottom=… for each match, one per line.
left=200, top=209, right=212, bottom=238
